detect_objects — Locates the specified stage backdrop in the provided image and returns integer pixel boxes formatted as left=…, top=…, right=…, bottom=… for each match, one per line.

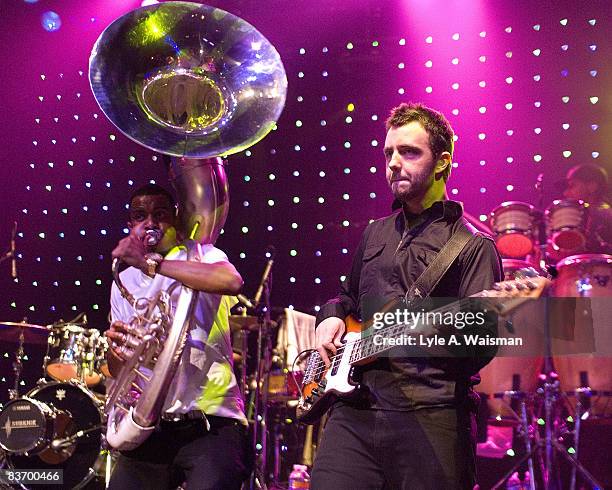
left=0, top=0, right=609, bottom=325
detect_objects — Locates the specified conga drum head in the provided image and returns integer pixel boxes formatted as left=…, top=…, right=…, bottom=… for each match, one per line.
left=490, top=202, right=537, bottom=258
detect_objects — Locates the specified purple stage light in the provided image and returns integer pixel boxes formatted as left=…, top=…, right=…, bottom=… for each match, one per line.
left=41, top=11, right=61, bottom=32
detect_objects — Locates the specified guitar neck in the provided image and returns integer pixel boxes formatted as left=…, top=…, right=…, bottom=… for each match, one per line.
left=347, top=293, right=490, bottom=365
left=342, top=273, right=548, bottom=366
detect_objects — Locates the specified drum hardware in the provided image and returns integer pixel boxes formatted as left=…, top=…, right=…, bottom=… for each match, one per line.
left=0, top=322, right=49, bottom=400
left=488, top=390, right=536, bottom=490
left=11, top=326, right=26, bottom=401
left=0, top=221, right=18, bottom=280
left=45, top=324, right=107, bottom=387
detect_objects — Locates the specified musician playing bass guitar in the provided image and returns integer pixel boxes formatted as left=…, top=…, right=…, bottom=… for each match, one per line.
left=312, top=103, right=503, bottom=490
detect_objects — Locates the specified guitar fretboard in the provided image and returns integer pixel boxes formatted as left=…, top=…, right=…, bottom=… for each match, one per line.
left=347, top=292, right=490, bottom=364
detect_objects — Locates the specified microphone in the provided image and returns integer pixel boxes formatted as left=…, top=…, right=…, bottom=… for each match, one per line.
left=50, top=436, right=74, bottom=450
left=10, top=221, right=17, bottom=279
left=535, top=173, right=544, bottom=191
left=50, top=439, right=67, bottom=450
left=253, top=246, right=275, bottom=306
left=144, top=229, right=162, bottom=246
left=535, top=173, right=545, bottom=210
left=50, top=428, right=86, bottom=450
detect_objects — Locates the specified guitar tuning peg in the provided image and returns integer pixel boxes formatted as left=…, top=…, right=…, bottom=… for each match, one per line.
left=526, top=281, right=537, bottom=290
left=492, top=283, right=502, bottom=291
left=504, top=284, right=514, bottom=291
left=514, top=282, right=527, bottom=290
left=516, top=267, right=538, bottom=279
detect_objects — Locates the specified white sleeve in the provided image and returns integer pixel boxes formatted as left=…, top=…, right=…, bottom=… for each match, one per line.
left=110, top=281, right=127, bottom=323
left=198, top=243, right=229, bottom=264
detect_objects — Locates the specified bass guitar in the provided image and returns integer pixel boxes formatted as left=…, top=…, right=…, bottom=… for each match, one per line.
left=296, top=272, right=549, bottom=424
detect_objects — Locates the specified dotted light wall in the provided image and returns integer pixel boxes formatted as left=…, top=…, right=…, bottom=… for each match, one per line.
left=0, top=0, right=609, bottom=331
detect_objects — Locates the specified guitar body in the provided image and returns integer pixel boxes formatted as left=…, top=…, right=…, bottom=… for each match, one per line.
left=296, top=317, right=365, bottom=424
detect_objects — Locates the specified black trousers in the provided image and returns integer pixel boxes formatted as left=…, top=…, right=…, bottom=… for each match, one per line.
left=311, top=404, right=476, bottom=490
left=108, top=416, right=251, bottom=490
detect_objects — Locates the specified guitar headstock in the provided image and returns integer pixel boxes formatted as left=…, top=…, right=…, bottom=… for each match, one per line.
left=477, top=271, right=550, bottom=317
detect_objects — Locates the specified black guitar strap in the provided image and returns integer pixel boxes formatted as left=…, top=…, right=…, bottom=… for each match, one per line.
left=405, top=221, right=477, bottom=304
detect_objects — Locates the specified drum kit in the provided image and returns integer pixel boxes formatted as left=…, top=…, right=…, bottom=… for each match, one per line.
left=0, top=313, right=305, bottom=489
left=0, top=320, right=112, bottom=489
left=480, top=198, right=611, bottom=489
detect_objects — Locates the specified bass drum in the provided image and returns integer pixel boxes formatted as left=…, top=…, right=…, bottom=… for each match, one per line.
left=5, top=382, right=105, bottom=489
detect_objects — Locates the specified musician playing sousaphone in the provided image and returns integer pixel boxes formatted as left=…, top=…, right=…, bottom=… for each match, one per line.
left=89, top=1, right=287, bottom=487
left=105, top=183, right=250, bottom=489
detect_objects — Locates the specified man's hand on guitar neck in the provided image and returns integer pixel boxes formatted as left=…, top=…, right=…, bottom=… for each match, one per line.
left=315, top=317, right=346, bottom=367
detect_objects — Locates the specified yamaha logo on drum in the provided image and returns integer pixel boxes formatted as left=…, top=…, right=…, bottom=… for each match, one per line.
left=13, top=405, right=31, bottom=411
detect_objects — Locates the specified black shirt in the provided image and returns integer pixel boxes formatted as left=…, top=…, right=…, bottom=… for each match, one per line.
left=316, top=200, right=503, bottom=411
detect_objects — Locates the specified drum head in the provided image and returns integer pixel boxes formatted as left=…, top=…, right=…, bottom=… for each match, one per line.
left=46, top=362, right=79, bottom=382
left=0, top=398, right=51, bottom=454
left=551, top=229, right=586, bottom=252
left=6, top=382, right=103, bottom=489
left=495, top=233, right=534, bottom=258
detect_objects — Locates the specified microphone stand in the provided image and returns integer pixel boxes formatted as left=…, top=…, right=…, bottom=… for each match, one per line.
left=252, top=276, right=275, bottom=489
left=249, top=250, right=275, bottom=489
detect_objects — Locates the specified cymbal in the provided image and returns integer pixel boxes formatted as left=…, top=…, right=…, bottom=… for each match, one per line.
left=0, top=322, right=49, bottom=345
left=229, top=315, right=277, bottom=333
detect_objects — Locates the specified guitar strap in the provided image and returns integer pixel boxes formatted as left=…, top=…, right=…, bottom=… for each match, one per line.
left=405, top=220, right=477, bottom=304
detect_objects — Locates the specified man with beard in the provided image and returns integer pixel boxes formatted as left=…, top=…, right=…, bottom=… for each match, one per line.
left=311, top=103, right=502, bottom=489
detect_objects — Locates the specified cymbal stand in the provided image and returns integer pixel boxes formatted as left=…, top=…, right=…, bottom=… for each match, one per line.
left=38, top=329, right=53, bottom=385
left=569, top=388, right=588, bottom=490
left=240, top=326, right=249, bottom=398
left=490, top=391, right=535, bottom=490
left=9, top=328, right=26, bottom=400
left=255, top=284, right=272, bottom=486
